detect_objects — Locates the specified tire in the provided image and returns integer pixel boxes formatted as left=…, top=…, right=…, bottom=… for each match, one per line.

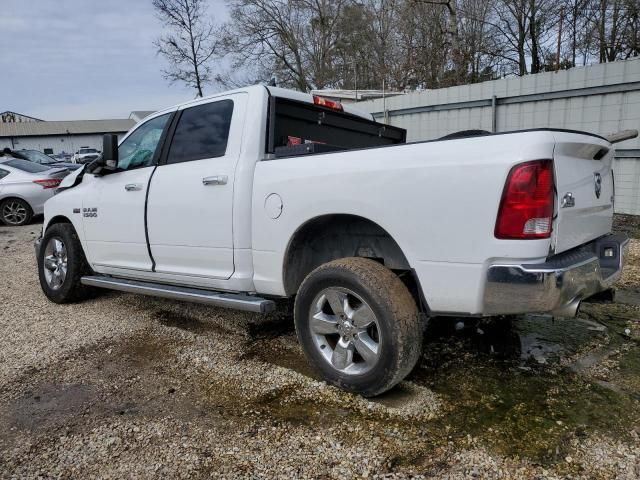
left=0, top=198, right=33, bottom=226
left=37, top=223, right=96, bottom=303
left=294, top=257, right=422, bottom=397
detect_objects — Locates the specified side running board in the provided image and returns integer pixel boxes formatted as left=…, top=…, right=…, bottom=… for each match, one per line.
left=81, top=276, right=276, bottom=314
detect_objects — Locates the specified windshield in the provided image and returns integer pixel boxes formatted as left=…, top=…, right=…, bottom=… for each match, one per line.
left=3, top=159, right=51, bottom=173
left=79, top=149, right=98, bottom=154
left=17, top=150, right=56, bottom=164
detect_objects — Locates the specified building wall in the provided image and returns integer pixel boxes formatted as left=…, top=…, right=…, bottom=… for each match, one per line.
left=0, top=133, right=126, bottom=155
left=357, top=58, right=640, bottom=214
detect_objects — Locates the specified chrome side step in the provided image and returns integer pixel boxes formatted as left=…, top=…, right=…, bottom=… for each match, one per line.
left=81, top=276, right=275, bottom=314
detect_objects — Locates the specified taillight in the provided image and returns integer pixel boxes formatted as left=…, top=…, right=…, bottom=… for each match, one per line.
left=495, top=160, right=554, bottom=239
left=33, top=178, right=62, bottom=189
left=313, top=95, right=344, bottom=112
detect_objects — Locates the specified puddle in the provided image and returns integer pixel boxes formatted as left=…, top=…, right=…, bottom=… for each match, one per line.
left=406, top=313, right=640, bottom=463
left=421, top=314, right=606, bottom=368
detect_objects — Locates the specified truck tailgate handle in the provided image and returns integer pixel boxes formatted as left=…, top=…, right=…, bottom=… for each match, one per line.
left=202, top=175, right=228, bottom=186
left=124, top=183, right=143, bottom=191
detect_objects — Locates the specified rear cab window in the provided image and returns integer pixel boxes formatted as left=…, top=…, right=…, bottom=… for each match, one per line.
left=267, top=97, right=406, bottom=158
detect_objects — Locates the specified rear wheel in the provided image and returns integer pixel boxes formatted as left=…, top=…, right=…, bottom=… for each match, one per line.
left=294, top=257, right=422, bottom=397
left=38, top=223, right=96, bottom=303
left=0, top=198, right=33, bottom=226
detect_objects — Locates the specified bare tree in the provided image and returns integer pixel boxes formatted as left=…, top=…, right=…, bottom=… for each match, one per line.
left=153, top=0, right=221, bottom=97
left=219, top=0, right=638, bottom=91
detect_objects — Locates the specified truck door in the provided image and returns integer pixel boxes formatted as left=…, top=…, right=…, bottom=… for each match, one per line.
left=82, top=113, right=172, bottom=271
left=146, top=94, right=247, bottom=279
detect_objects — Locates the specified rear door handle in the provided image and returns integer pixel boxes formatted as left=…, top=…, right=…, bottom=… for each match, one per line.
left=202, top=175, right=228, bottom=186
left=125, top=183, right=143, bottom=191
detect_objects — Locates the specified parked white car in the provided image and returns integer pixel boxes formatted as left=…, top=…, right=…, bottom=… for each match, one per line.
left=73, top=147, right=100, bottom=164
left=0, top=157, right=68, bottom=226
left=35, top=85, right=632, bottom=396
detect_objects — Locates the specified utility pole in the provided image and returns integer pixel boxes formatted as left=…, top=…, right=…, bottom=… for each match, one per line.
left=354, top=62, right=358, bottom=102
left=556, top=6, right=564, bottom=71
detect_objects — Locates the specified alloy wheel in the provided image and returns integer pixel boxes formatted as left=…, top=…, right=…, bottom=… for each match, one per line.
left=2, top=201, right=28, bottom=225
left=43, top=237, right=68, bottom=290
left=309, top=287, right=381, bottom=375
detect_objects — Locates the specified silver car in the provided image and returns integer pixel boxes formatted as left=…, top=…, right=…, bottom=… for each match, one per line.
left=0, top=158, right=69, bottom=226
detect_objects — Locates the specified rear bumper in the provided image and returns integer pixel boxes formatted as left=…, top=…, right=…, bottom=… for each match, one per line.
left=483, top=233, right=629, bottom=317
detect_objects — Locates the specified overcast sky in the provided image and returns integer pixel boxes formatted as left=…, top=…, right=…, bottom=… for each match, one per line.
left=1, top=0, right=228, bottom=120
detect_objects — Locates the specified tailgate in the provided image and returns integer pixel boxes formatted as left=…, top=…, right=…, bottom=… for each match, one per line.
left=552, top=132, right=614, bottom=254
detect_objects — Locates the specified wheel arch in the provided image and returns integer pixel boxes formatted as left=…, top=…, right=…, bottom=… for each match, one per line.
left=45, top=215, right=74, bottom=231
left=282, top=214, right=414, bottom=297
left=0, top=195, right=34, bottom=210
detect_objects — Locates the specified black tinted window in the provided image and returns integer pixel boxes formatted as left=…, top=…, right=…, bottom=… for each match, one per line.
left=3, top=159, right=50, bottom=173
left=167, top=100, right=233, bottom=164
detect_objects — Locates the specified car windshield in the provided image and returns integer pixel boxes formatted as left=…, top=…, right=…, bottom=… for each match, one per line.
left=17, top=150, right=57, bottom=164
left=3, top=159, right=51, bottom=173
left=79, top=149, right=98, bottom=154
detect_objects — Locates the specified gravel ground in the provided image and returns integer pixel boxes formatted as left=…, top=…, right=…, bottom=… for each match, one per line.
left=1, top=222, right=639, bottom=479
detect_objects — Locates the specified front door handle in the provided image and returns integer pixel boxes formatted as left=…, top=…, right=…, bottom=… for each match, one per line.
left=125, top=183, right=143, bottom=191
left=202, top=175, right=228, bottom=186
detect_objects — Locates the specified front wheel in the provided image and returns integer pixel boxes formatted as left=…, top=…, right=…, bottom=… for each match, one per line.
left=294, top=257, right=423, bottom=397
left=37, top=223, right=96, bottom=303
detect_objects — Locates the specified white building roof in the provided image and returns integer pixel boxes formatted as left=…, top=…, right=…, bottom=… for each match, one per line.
left=0, top=119, right=135, bottom=138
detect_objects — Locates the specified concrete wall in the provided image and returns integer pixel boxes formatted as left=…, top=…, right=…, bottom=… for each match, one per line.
left=0, top=133, right=126, bottom=156
left=357, top=58, right=640, bottom=214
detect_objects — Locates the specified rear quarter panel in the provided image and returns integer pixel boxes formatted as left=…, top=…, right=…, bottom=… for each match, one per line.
left=0, top=180, right=53, bottom=215
left=251, top=131, right=557, bottom=314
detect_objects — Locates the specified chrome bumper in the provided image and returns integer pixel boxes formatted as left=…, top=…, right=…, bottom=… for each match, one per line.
left=483, top=233, right=629, bottom=317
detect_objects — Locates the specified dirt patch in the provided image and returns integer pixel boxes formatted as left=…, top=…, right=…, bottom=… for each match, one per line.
left=614, top=213, right=640, bottom=239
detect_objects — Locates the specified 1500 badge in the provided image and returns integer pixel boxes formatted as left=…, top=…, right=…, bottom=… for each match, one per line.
left=83, top=207, right=98, bottom=218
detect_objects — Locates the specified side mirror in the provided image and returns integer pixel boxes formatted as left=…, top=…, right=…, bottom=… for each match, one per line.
left=102, top=134, right=119, bottom=169
left=87, top=134, right=118, bottom=174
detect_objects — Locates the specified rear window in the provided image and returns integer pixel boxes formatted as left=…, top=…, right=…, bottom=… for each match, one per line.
left=16, top=150, right=56, bottom=164
left=79, top=149, right=98, bottom=154
left=3, top=159, right=51, bottom=173
left=268, top=97, right=406, bottom=158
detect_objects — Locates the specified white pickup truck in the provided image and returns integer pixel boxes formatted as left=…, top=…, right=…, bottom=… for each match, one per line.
left=35, top=85, right=631, bottom=396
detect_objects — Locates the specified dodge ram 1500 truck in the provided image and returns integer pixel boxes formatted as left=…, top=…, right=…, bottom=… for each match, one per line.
left=35, top=85, right=633, bottom=396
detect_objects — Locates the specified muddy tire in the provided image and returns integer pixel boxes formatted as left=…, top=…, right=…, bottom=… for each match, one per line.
left=37, top=223, right=96, bottom=303
left=294, top=257, right=422, bottom=397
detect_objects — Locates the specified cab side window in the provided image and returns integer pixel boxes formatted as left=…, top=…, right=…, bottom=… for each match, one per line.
left=117, top=113, right=171, bottom=171
left=166, top=100, right=233, bottom=165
